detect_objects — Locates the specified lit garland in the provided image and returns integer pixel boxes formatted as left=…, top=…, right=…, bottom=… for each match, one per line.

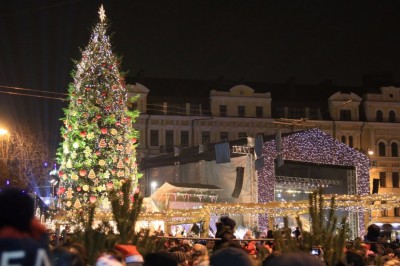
left=89, top=193, right=400, bottom=224
left=257, top=129, right=370, bottom=236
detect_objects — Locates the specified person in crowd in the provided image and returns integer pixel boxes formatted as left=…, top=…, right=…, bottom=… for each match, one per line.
left=64, top=242, right=88, bottom=265
left=51, top=246, right=85, bottom=266
left=192, top=243, right=209, bottom=266
left=167, top=238, right=184, bottom=252
left=293, top=227, right=301, bottom=240
left=365, top=224, right=387, bottom=255
left=242, top=230, right=257, bottom=257
left=0, top=187, right=51, bottom=266
left=96, top=253, right=124, bottom=266
left=190, top=223, right=200, bottom=236
left=262, top=252, right=325, bottom=266
left=210, top=246, right=253, bottom=266
left=115, top=244, right=144, bottom=266
left=97, top=248, right=125, bottom=265
left=213, top=216, right=237, bottom=251
left=143, top=252, right=178, bottom=266
left=171, top=251, right=189, bottom=266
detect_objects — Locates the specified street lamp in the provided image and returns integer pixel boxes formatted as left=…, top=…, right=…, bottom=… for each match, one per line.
left=0, top=128, right=8, bottom=135
left=0, top=127, right=9, bottom=156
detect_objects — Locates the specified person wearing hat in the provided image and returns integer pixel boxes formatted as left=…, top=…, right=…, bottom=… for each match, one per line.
left=115, top=244, right=144, bottom=266
left=213, top=216, right=237, bottom=251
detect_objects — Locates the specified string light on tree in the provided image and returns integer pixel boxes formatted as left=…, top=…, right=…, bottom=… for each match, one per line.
left=56, top=5, right=141, bottom=221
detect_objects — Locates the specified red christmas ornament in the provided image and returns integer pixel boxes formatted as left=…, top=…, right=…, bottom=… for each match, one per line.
left=132, top=138, right=137, bottom=143
left=101, top=128, right=107, bottom=134
left=77, top=98, right=82, bottom=104
left=76, top=186, right=82, bottom=191
left=112, top=85, right=118, bottom=90
left=58, top=170, right=64, bottom=177
left=96, top=115, right=102, bottom=119
left=95, top=151, right=100, bottom=156
left=79, top=169, right=87, bottom=177
left=57, top=187, right=66, bottom=195
left=89, top=196, right=97, bottom=203
left=85, top=87, right=91, bottom=91
left=106, top=182, right=114, bottom=190
left=105, top=106, right=110, bottom=111
left=115, top=121, right=121, bottom=126
left=101, top=91, right=107, bottom=96
left=80, top=131, right=87, bottom=137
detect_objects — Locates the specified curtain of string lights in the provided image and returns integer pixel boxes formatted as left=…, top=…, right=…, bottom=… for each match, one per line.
left=257, top=128, right=370, bottom=236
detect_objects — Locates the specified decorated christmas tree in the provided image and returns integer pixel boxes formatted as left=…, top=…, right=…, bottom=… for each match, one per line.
left=56, top=5, right=141, bottom=222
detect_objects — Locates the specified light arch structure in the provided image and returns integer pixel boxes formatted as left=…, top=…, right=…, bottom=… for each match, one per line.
left=257, top=128, right=370, bottom=236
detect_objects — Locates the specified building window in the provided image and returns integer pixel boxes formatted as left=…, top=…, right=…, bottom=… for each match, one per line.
left=349, top=136, right=353, bottom=148
left=379, top=142, right=386, bottom=156
left=392, top=143, right=399, bottom=157
left=150, top=130, right=159, bottom=146
left=376, top=110, right=383, bottom=122
left=165, top=130, right=174, bottom=152
left=202, top=131, right=210, bottom=145
left=380, top=172, right=387, bottom=188
left=238, top=106, right=245, bottom=117
left=341, top=136, right=346, bottom=144
left=393, top=172, right=399, bottom=188
left=395, top=207, right=400, bottom=217
left=238, top=132, right=247, bottom=138
left=389, top=110, right=396, bottom=122
left=256, top=106, right=263, bottom=118
left=220, top=105, right=227, bottom=117
left=220, top=132, right=229, bottom=141
left=181, top=131, right=189, bottom=147
left=340, top=110, right=351, bottom=121
left=381, top=209, right=389, bottom=217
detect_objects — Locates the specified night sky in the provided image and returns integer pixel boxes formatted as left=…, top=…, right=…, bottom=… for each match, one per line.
left=1, top=0, right=400, bottom=153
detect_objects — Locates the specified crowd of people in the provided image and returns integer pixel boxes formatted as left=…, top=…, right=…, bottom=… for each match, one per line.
left=1, top=187, right=400, bottom=266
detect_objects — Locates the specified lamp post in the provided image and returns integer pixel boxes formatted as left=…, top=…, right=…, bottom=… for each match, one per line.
left=0, top=128, right=9, bottom=159
left=0, top=127, right=10, bottom=187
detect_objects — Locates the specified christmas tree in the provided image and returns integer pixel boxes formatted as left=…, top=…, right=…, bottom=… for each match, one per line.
left=56, top=5, right=141, bottom=221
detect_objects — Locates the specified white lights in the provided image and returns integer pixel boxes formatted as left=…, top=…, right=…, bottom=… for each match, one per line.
left=257, top=129, right=370, bottom=236
left=0, top=128, right=8, bottom=135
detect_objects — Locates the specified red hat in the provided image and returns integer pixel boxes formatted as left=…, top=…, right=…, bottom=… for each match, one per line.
left=115, top=244, right=144, bottom=263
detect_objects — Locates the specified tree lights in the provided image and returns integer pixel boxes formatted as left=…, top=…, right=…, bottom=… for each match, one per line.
left=56, top=6, right=141, bottom=218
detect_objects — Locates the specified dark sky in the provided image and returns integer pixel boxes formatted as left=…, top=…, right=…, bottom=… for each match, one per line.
left=1, top=0, right=400, bottom=153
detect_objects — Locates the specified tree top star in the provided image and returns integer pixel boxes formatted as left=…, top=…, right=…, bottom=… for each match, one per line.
left=98, top=5, right=106, bottom=22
